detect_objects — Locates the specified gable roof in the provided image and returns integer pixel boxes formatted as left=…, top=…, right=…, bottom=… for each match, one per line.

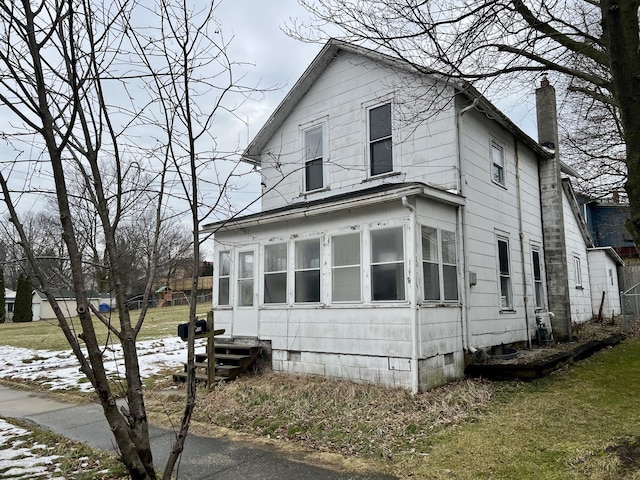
left=562, top=178, right=595, bottom=248
left=242, top=39, right=562, bottom=167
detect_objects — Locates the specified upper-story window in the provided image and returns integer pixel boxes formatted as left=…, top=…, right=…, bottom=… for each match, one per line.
left=304, top=125, right=324, bottom=191
left=369, top=103, right=393, bottom=176
left=491, top=141, right=505, bottom=186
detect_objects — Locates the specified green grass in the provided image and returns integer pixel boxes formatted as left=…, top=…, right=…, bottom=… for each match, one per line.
left=403, top=337, right=640, bottom=479
left=146, top=335, right=640, bottom=479
left=0, top=303, right=210, bottom=351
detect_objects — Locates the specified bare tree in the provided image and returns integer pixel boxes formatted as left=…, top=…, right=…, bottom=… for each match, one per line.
left=292, top=0, right=640, bottom=242
left=0, top=1, right=259, bottom=478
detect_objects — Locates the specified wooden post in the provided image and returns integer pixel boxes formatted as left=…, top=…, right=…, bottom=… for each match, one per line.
left=206, top=310, right=215, bottom=390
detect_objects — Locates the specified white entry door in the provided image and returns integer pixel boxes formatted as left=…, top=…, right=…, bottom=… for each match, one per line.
left=234, top=248, right=258, bottom=337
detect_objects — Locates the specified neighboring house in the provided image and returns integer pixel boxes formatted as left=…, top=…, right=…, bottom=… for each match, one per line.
left=580, top=193, right=637, bottom=259
left=562, top=179, right=623, bottom=321
left=3, top=289, right=16, bottom=322
left=204, top=40, right=620, bottom=392
left=32, top=289, right=102, bottom=321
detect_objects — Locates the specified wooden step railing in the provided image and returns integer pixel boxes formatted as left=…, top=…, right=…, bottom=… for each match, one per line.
left=172, top=311, right=261, bottom=387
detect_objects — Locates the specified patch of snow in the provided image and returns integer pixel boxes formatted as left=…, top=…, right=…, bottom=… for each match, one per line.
left=0, top=418, right=62, bottom=479
left=0, top=337, right=203, bottom=392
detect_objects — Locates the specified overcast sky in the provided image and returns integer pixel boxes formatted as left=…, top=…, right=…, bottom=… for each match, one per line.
left=0, top=1, right=539, bottom=224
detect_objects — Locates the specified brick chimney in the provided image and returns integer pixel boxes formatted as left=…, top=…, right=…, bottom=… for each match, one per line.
left=536, top=77, right=572, bottom=341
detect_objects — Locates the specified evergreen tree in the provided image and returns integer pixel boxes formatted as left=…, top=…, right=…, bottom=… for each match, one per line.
left=13, top=273, right=33, bottom=323
left=0, top=269, right=5, bottom=324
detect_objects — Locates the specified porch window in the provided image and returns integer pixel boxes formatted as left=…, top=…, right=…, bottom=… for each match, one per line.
left=422, top=226, right=458, bottom=302
left=491, top=141, right=505, bottom=186
left=369, top=103, right=393, bottom=176
left=238, top=251, right=254, bottom=307
left=497, top=237, right=512, bottom=309
left=422, top=227, right=440, bottom=301
left=304, top=125, right=324, bottom=191
left=264, top=243, right=287, bottom=304
left=371, top=227, right=405, bottom=301
left=295, top=238, right=321, bottom=302
left=532, top=247, right=544, bottom=308
left=218, top=250, right=230, bottom=306
left=332, top=232, right=361, bottom=302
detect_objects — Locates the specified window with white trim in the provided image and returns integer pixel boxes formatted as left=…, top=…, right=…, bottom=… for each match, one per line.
left=237, top=251, right=254, bottom=307
left=304, top=125, right=324, bottom=191
left=264, top=243, right=287, bottom=304
left=532, top=247, right=544, bottom=309
left=422, top=226, right=458, bottom=302
left=497, top=237, right=512, bottom=309
left=371, top=227, right=405, bottom=301
left=332, top=233, right=361, bottom=302
left=295, top=238, right=321, bottom=303
left=369, top=103, right=393, bottom=176
left=491, top=141, right=505, bottom=186
left=218, top=250, right=230, bottom=306
left=574, top=254, right=583, bottom=288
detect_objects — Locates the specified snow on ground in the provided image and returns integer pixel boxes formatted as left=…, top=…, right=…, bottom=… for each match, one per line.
left=0, top=336, right=200, bottom=392
left=0, top=336, right=200, bottom=479
left=0, top=418, right=63, bottom=479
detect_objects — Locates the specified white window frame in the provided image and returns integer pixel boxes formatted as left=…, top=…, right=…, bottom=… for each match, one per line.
left=370, top=227, right=405, bottom=301
left=237, top=250, right=254, bottom=307
left=421, top=226, right=459, bottom=302
left=217, top=250, right=231, bottom=306
left=294, top=238, right=321, bottom=303
left=497, top=236, right=513, bottom=310
left=303, top=124, right=325, bottom=192
left=331, top=232, right=362, bottom=303
left=491, top=140, right=505, bottom=186
left=264, top=243, right=288, bottom=304
left=573, top=254, right=583, bottom=288
left=368, top=102, right=393, bottom=177
left=531, top=245, right=545, bottom=309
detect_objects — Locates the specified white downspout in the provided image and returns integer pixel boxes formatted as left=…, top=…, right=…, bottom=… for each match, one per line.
left=514, top=137, right=533, bottom=348
left=402, top=196, right=420, bottom=393
left=457, top=99, right=477, bottom=352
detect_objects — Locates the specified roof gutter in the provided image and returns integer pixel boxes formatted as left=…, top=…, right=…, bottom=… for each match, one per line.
left=203, top=184, right=465, bottom=233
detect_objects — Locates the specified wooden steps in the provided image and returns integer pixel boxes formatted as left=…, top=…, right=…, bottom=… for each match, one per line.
left=172, top=342, right=262, bottom=386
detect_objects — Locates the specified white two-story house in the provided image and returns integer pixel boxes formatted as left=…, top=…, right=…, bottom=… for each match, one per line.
left=204, top=40, right=620, bottom=392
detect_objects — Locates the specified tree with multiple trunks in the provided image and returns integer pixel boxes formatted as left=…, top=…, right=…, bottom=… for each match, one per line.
left=0, top=1, right=258, bottom=478
left=294, top=0, right=640, bottom=242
